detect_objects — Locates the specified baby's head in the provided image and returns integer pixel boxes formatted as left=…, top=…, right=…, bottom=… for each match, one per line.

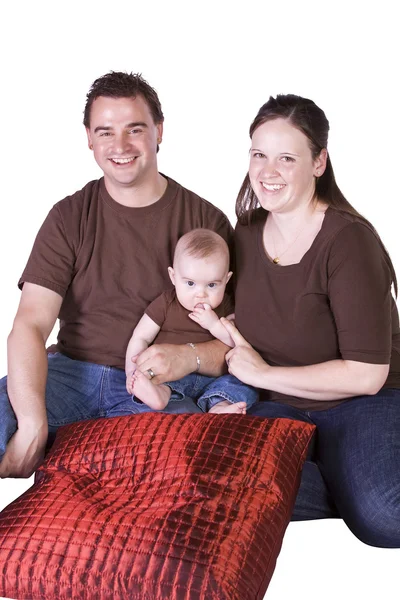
left=168, top=229, right=232, bottom=312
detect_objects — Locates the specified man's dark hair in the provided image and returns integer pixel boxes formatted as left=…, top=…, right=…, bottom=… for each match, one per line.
left=83, top=71, right=164, bottom=128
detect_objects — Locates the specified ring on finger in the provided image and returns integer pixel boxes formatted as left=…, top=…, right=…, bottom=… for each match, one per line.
left=147, top=368, right=155, bottom=379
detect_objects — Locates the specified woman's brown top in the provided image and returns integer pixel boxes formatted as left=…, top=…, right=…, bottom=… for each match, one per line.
left=235, top=207, right=400, bottom=411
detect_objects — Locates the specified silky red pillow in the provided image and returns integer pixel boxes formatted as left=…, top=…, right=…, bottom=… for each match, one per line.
left=0, top=413, right=314, bottom=600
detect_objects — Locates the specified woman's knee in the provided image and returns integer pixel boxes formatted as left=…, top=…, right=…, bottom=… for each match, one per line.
left=343, top=489, right=400, bottom=548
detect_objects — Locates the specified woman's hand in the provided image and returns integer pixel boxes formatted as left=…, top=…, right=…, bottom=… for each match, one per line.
left=221, top=318, right=269, bottom=387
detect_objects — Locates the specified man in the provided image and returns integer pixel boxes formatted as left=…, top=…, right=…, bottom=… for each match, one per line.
left=0, top=72, right=233, bottom=479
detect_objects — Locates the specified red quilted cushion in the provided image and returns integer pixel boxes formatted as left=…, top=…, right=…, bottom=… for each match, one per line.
left=0, top=413, right=314, bottom=599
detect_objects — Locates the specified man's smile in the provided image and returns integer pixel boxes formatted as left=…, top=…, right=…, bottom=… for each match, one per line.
left=109, top=157, right=137, bottom=165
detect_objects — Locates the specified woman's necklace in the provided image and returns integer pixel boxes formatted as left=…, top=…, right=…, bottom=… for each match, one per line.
left=269, top=220, right=310, bottom=265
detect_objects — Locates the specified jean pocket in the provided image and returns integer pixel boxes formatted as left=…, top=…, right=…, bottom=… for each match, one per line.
left=169, top=392, right=185, bottom=403
left=131, top=396, right=145, bottom=406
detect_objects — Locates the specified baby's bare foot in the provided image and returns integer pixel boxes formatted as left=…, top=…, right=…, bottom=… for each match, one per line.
left=209, top=400, right=246, bottom=414
left=126, top=374, right=135, bottom=395
left=133, top=370, right=171, bottom=410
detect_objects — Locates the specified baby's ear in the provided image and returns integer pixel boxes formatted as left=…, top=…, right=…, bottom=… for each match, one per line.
left=168, top=266, right=175, bottom=285
left=226, top=271, right=233, bottom=283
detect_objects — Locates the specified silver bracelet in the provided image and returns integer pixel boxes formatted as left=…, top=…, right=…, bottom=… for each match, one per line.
left=187, top=342, right=201, bottom=372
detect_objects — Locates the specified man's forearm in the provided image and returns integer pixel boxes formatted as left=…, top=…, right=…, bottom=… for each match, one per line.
left=7, top=322, right=49, bottom=431
left=193, top=339, right=229, bottom=377
left=135, top=339, right=230, bottom=385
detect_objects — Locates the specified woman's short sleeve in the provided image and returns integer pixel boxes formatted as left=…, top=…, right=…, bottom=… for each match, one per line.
left=327, top=222, right=393, bottom=364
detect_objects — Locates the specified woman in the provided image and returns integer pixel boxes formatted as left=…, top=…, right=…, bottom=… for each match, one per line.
left=222, top=94, right=400, bottom=548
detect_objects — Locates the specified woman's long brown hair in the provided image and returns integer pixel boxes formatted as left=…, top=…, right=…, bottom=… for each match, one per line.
left=236, top=94, right=397, bottom=295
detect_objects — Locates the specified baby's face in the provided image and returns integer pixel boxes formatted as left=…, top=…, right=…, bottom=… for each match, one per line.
left=168, top=252, right=232, bottom=312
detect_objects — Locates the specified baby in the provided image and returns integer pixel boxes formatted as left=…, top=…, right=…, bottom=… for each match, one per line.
left=125, top=229, right=257, bottom=413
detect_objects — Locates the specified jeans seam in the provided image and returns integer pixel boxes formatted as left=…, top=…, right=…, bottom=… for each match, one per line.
left=99, top=366, right=110, bottom=417
left=200, top=390, right=236, bottom=403
left=192, top=374, right=205, bottom=395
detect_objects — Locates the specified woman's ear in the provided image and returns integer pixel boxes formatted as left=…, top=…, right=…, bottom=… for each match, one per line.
left=314, top=148, right=328, bottom=177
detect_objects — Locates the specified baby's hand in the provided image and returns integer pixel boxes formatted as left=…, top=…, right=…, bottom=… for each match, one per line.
left=189, top=303, right=219, bottom=331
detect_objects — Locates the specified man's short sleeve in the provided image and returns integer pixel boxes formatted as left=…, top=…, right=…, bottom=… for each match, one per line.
left=327, top=222, right=393, bottom=364
left=18, top=205, right=75, bottom=298
left=215, top=215, right=235, bottom=275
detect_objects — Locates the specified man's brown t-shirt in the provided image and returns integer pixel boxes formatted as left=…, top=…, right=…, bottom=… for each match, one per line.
left=19, top=176, right=233, bottom=369
left=145, top=289, right=234, bottom=345
left=235, top=207, right=400, bottom=411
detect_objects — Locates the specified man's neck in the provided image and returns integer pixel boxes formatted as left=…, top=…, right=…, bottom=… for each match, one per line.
left=104, top=173, right=168, bottom=208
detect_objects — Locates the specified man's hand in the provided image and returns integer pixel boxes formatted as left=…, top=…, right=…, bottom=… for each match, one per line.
left=188, top=303, right=219, bottom=331
left=222, top=318, right=269, bottom=387
left=0, top=423, right=47, bottom=479
left=135, top=343, right=195, bottom=385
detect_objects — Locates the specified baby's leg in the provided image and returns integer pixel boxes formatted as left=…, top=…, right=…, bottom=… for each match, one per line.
left=198, top=374, right=257, bottom=414
left=132, top=370, right=171, bottom=410
left=209, top=400, right=247, bottom=414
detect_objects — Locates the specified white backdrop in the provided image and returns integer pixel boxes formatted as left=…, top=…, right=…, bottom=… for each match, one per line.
left=0, top=1, right=399, bottom=598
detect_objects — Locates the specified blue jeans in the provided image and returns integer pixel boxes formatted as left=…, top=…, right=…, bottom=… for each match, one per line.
left=248, top=389, right=400, bottom=548
left=161, top=372, right=258, bottom=412
left=0, top=352, right=203, bottom=462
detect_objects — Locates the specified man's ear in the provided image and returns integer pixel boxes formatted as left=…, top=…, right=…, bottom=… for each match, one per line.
left=86, top=128, right=93, bottom=150
left=168, top=266, right=175, bottom=285
left=156, top=122, right=163, bottom=145
left=226, top=271, right=233, bottom=284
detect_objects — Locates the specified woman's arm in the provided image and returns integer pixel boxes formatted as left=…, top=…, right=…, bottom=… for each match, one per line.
left=260, top=359, right=389, bottom=399
left=222, top=319, right=390, bottom=400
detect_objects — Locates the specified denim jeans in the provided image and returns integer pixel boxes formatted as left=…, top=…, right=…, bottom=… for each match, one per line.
left=2, top=353, right=399, bottom=548
left=160, top=372, right=258, bottom=412
left=248, top=389, right=400, bottom=548
left=0, top=352, right=203, bottom=462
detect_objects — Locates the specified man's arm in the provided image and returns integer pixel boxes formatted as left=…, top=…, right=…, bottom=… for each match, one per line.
left=0, top=283, right=62, bottom=478
left=135, top=339, right=229, bottom=385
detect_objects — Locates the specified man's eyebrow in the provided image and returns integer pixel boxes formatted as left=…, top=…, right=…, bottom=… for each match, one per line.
left=126, top=121, right=148, bottom=129
left=93, top=122, right=148, bottom=133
